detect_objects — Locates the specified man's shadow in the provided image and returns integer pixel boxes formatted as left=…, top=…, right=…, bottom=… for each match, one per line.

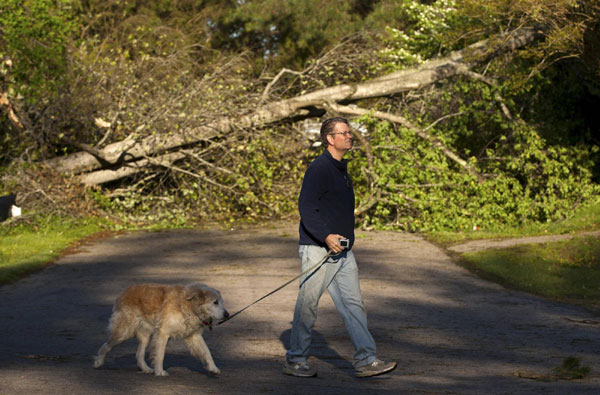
left=279, top=327, right=355, bottom=377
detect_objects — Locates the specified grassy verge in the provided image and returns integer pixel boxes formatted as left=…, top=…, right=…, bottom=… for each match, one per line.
left=459, top=235, right=600, bottom=303
left=0, top=216, right=112, bottom=285
left=426, top=203, right=600, bottom=247
left=426, top=202, right=600, bottom=305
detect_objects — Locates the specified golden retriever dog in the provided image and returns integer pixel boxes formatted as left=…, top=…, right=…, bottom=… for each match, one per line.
left=93, top=282, right=229, bottom=376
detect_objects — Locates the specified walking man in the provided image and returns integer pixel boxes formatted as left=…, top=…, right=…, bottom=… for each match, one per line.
left=284, top=117, right=397, bottom=378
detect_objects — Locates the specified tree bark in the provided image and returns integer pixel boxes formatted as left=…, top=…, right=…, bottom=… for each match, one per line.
left=45, top=27, right=542, bottom=185
left=77, top=151, right=187, bottom=185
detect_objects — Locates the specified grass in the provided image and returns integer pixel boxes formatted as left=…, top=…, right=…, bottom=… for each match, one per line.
left=0, top=216, right=111, bottom=285
left=426, top=203, right=600, bottom=247
left=426, top=202, right=600, bottom=304
left=460, top=235, right=600, bottom=302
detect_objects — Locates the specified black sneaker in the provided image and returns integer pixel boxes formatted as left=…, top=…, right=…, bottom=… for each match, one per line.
left=283, top=360, right=317, bottom=377
left=355, top=359, right=397, bottom=378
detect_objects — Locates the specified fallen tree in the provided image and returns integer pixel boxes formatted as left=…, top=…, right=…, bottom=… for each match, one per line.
left=45, top=27, right=543, bottom=186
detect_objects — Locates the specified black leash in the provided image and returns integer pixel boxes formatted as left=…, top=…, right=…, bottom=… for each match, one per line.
left=217, top=250, right=334, bottom=325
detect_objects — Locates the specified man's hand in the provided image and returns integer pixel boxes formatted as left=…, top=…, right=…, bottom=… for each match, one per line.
left=325, top=234, right=347, bottom=254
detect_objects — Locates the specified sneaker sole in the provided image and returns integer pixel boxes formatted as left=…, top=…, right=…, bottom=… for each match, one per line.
left=355, top=362, right=397, bottom=378
left=282, top=366, right=317, bottom=378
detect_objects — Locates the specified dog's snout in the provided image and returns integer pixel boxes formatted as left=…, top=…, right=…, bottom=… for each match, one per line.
left=224, top=310, right=230, bottom=318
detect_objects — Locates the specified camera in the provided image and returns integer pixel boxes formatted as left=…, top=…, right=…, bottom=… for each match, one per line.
left=339, top=238, right=350, bottom=248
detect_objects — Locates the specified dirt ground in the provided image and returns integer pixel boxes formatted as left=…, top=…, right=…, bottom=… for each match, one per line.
left=0, top=221, right=599, bottom=394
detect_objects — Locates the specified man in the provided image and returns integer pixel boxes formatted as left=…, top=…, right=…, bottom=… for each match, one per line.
left=283, top=117, right=397, bottom=378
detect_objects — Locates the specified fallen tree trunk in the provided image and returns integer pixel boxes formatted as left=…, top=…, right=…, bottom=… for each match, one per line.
left=77, top=151, right=187, bottom=185
left=45, top=27, right=543, bottom=185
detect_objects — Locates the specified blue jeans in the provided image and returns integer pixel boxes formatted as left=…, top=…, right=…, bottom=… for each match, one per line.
left=286, top=245, right=377, bottom=368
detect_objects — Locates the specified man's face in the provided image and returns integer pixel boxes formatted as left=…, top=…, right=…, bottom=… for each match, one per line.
left=327, top=122, right=353, bottom=152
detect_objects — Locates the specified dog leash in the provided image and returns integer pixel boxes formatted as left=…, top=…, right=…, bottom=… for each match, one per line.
left=217, top=250, right=334, bottom=325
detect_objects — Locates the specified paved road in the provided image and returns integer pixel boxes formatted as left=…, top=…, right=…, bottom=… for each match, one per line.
left=1, top=223, right=598, bottom=394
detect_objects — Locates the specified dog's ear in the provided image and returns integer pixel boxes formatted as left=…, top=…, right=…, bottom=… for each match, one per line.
left=185, top=286, right=206, bottom=303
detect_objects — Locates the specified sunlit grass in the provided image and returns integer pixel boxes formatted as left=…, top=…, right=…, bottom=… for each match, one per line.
left=0, top=217, right=109, bottom=285
left=425, top=202, right=600, bottom=303
left=460, top=235, right=600, bottom=302
left=427, top=202, right=600, bottom=246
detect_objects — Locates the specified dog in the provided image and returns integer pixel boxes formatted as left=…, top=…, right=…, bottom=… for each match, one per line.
left=93, top=282, right=229, bottom=376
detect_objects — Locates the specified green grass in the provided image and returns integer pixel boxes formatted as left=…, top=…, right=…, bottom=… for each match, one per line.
left=425, top=202, right=600, bottom=304
left=0, top=216, right=110, bottom=285
left=426, top=202, right=600, bottom=247
left=460, top=235, right=600, bottom=303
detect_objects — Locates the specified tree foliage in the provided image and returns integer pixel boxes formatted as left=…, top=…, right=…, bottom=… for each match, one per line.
left=346, top=0, right=600, bottom=230
left=0, top=0, right=78, bottom=163
left=1, top=0, right=599, bottom=231
left=0, top=0, right=77, bottom=101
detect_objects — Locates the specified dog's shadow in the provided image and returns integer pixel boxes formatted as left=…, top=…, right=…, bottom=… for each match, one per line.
left=279, top=328, right=354, bottom=377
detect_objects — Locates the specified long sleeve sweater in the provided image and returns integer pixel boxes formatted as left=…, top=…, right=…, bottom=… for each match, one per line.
left=298, top=150, right=355, bottom=249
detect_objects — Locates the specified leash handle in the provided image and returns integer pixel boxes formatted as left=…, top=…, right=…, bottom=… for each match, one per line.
left=218, top=250, right=334, bottom=325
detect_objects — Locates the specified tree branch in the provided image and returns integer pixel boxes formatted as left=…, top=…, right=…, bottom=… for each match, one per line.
left=45, top=27, right=541, bottom=184
left=456, top=68, right=514, bottom=121
left=260, top=68, right=304, bottom=105
left=327, top=103, right=484, bottom=182
left=0, top=92, right=24, bottom=130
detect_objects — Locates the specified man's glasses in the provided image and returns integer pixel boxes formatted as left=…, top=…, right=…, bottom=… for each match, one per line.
left=329, top=131, right=352, bottom=137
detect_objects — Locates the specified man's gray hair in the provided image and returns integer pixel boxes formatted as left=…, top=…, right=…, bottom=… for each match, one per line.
left=320, top=117, right=350, bottom=147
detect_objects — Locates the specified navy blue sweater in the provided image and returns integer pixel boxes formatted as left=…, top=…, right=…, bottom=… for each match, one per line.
left=298, top=150, right=355, bottom=249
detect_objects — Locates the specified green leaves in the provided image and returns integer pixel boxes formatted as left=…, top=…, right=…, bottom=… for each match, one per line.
left=349, top=111, right=599, bottom=232
left=378, top=0, right=458, bottom=72
left=0, top=0, right=78, bottom=101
